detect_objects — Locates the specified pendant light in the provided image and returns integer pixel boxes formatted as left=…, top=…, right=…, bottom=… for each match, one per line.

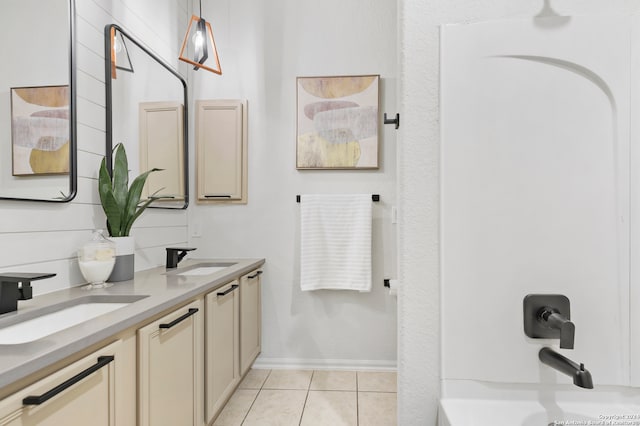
left=178, top=0, right=222, bottom=75
left=110, top=27, right=134, bottom=79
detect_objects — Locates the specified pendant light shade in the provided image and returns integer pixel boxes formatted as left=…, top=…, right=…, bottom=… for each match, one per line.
left=110, top=27, right=134, bottom=78
left=178, top=1, right=221, bottom=75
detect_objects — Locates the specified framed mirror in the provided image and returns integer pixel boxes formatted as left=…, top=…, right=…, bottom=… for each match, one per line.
left=0, top=0, right=76, bottom=202
left=104, top=24, right=188, bottom=210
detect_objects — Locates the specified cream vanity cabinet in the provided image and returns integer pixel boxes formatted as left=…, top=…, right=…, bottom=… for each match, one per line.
left=138, top=300, right=203, bottom=426
left=240, top=269, right=262, bottom=375
left=0, top=340, right=126, bottom=426
left=0, top=262, right=264, bottom=426
left=204, top=280, right=240, bottom=423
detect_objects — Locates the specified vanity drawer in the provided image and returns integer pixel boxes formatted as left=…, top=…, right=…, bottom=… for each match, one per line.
left=0, top=340, right=122, bottom=426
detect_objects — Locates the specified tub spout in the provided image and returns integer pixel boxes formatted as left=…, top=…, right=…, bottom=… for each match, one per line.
left=539, top=347, right=593, bottom=389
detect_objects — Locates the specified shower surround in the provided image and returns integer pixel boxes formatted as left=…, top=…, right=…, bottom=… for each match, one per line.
left=439, top=13, right=640, bottom=424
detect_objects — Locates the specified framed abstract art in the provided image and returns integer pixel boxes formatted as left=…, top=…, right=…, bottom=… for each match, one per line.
left=11, top=85, right=70, bottom=176
left=296, top=75, right=379, bottom=169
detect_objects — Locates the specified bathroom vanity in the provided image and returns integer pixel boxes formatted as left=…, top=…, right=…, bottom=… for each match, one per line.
left=0, top=258, right=264, bottom=425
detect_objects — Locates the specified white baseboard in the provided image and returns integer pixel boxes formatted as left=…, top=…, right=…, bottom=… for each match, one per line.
left=252, top=356, right=397, bottom=371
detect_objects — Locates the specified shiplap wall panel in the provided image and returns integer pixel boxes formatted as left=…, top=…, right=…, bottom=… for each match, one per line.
left=74, top=177, right=101, bottom=205
left=77, top=151, right=103, bottom=180
left=77, top=71, right=105, bottom=107
left=0, top=205, right=99, bottom=233
left=77, top=123, right=106, bottom=155
left=76, top=45, right=105, bottom=82
left=1, top=230, right=104, bottom=266
left=76, top=15, right=105, bottom=54
left=77, top=98, right=106, bottom=132
left=76, top=0, right=115, bottom=35
left=135, top=210, right=188, bottom=229
left=131, top=228, right=188, bottom=251
left=0, top=0, right=189, bottom=293
left=0, top=225, right=187, bottom=278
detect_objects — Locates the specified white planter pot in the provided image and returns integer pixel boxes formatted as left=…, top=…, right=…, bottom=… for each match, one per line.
left=108, top=236, right=134, bottom=282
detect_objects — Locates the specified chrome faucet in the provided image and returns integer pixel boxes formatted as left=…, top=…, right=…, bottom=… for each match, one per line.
left=166, top=247, right=196, bottom=269
left=539, top=347, right=593, bottom=389
left=0, top=273, right=56, bottom=314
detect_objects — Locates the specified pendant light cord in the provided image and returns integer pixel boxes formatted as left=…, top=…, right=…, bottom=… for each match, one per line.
left=198, top=0, right=202, bottom=18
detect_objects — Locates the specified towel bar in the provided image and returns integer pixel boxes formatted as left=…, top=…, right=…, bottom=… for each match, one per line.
left=296, top=194, right=380, bottom=202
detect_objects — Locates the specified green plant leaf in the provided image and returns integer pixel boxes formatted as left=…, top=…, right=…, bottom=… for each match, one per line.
left=98, top=156, right=111, bottom=209
left=102, top=190, right=123, bottom=236
left=98, top=156, right=123, bottom=235
left=112, top=143, right=129, bottom=211
left=121, top=167, right=162, bottom=231
left=123, top=194, right=160, bottom=236
left=98, top=144, right=161, bottom=237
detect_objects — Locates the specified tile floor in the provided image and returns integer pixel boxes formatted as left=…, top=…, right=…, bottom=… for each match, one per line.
left=213, top=369, right=397, bottom=426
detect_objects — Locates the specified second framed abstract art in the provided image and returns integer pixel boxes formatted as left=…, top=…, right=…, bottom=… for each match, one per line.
left=296, top=75, right=379, bottom=170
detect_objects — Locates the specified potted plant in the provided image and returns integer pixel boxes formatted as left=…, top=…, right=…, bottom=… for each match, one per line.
left=98, top=143, right=161, bottom=281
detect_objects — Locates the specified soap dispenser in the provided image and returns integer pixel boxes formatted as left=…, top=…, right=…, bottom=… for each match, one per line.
left=78, top=230, right=116, bottom=289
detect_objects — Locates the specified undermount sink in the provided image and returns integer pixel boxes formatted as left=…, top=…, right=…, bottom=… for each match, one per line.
left=0, top=295, right=147, bottom=345
left=174, top=262, right=236, bottom=276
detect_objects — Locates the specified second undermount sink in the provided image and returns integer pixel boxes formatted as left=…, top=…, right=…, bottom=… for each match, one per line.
left=0, top=295, right=147, bottom=345
left=175, top=262, right=237, bottom=276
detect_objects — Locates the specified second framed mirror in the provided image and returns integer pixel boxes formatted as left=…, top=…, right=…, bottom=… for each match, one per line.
left=104, top=24, right=188, bottom=209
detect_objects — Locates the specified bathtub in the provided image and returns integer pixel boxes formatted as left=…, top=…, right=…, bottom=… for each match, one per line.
left=439, top=399, right=640, bottom=426
left=438, top=381, right=640, bottom=426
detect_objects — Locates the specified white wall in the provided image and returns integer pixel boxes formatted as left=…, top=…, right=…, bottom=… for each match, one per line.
left=399, top=0, right=640, bottom=424
left=188, top=0, right=399, bottom=367
left=0, top=0, right=190, bottom=293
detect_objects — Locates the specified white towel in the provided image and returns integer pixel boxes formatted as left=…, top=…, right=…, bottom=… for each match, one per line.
left=300, top=194, right=372, bottom=291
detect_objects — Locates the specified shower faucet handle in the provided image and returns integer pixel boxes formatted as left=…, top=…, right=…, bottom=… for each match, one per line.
left=538, top=307, right=575, bottom=349
left=523, top=294, right=574, bottom=349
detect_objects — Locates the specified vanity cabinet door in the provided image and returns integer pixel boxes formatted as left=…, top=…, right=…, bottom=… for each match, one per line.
left=196, top=99, right=248, bottom=204
left=205, top=280, right=240, bottom=423
left=240, top=269, right=262, bottom=376
left=0, top=340, right=122, bottom=426
left=138, top=300, right=203, bottom=426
